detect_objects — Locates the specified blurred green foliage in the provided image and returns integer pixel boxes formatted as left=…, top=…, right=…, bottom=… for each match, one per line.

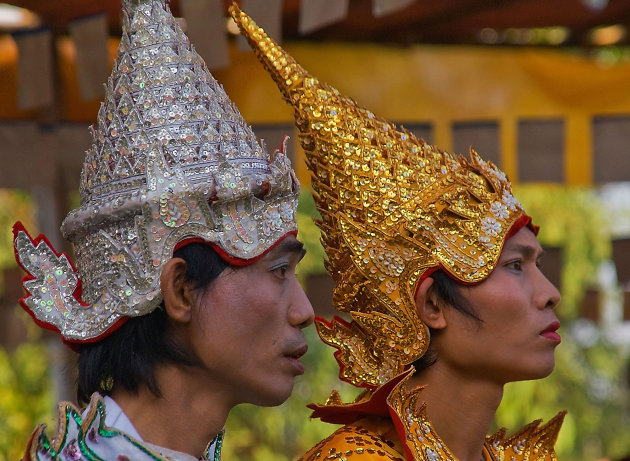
left=294, top=190, right=326, bottom=282
left=0, top=190, right=34, bottom=271
left=0, top=190, right=50, bottom=461
left=515, top=185, right=611, bottom=317
left=0, top=340, right=54, bottom=461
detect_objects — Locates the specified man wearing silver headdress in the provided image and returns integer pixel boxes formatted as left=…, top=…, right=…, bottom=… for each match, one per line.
left=14, top=0, right=313, bottom=459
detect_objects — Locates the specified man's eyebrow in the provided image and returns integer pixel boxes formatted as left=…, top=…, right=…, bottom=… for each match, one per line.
left=272, top=238, right=305, bottom=257
left=506, top=244, right=543, bottom=259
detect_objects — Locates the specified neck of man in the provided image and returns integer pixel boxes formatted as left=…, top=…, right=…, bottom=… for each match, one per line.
left=111, top=364, right=231, bottom=457
left=407, top=363, right=504, bottom=461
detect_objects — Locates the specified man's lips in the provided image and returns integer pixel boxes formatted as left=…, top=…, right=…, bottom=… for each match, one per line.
left=540, top=321, right=561, bottom=343
left=285, top=344, right=308, bottom=374
left=286, top=344, right=308, bottom=360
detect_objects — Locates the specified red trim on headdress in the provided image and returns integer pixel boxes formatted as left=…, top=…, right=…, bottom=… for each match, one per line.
left=174, top=230, right=298, bottom=266
left=315, top=316, right=367, bottom=389
left=11, top=221, right=123, bottom=351
left=315, top=315, right=406, bottom=390
left=13, top=221, right=297, bottom=349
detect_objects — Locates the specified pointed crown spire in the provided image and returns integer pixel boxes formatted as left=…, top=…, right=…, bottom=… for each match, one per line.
left=12, top=0, right=299, bottom=342
left=231, top=4, right=532, bottom=389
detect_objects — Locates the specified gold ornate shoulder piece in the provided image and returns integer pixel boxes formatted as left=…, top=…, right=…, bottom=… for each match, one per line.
left=487, top=412, right=566, bottom=461
left=300, top=418, right=406, bottom=461
left=230, top=5, right=530, bottom=389
left=385, top=376, right=460, bottom=461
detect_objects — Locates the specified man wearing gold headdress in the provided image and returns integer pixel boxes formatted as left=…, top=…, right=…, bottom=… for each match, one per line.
left=14, top=1, right=314, bottom=459
left=231, top=6, right=565, bottom=461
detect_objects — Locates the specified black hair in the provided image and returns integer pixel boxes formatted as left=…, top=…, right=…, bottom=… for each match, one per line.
left=76, top=242, right=228, bottom=405
left=412, top=270, right=482, bottom=373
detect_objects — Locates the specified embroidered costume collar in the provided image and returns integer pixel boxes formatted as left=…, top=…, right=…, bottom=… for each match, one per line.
left=23, top=393, right=223, bottom=461
left=309, top=371, right=565, bottom=461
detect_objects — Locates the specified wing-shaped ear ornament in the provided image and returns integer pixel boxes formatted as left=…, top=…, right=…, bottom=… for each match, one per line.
left=13, top=222, right=128, bottom=344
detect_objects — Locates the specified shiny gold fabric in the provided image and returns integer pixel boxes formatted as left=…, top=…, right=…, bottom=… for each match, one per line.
left=230, top=5, right=529, bottom=389
left=301, top=374, right=565, bottom=461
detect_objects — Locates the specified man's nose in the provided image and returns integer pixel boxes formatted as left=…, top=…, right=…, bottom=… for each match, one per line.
left=537, top=268, right=561, bottom=310
left=289, top=280, right=314, bottom=329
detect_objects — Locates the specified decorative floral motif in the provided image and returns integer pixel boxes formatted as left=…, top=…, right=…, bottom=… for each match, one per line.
left=502, top=190, right=522, bottom=211
left=481, top=217, right=502, bottom=237
left=490, top=201, right=509, bottom=220
left=262, top=208, right=283, bottom=236
left=279, top=201, right=295, bottom=222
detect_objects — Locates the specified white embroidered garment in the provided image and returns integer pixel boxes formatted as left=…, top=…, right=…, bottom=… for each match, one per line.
left=23, top=393, right=223, bottom=461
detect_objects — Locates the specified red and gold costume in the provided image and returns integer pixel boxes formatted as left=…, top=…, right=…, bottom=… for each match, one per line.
left=231, top=5, right=565, bottom=460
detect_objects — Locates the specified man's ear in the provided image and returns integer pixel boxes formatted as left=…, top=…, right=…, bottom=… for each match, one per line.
left=414, top=277, right=448, bottom=330
left=160, top=258, right=195, bottom=324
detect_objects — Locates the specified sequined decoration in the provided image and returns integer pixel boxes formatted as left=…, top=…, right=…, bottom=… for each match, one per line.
left=231, top=5, right=529, bottom=389
left=13, top=0, right=299, bottom=342
left=203, top=430, right=224, bottom=461
left=302, top=375, right=566, bottom=461
left=386, top=375, right=566, bottom=461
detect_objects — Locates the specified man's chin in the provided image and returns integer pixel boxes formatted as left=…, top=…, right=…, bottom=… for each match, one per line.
left=249, top=383, right=295, bottom=407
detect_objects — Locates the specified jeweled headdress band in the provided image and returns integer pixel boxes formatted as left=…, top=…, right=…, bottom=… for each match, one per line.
left=13, top=0, right=299, bottom=343
left=231, top=4, right=532, bottom=389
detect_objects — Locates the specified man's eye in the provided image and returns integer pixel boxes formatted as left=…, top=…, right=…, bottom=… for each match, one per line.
left=272, top=265, right=289, bottom=277
left=507, top=260, right=522, bottom=271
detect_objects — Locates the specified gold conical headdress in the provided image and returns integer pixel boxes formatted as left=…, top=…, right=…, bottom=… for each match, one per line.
left=231, top=5, right=530, bottom=389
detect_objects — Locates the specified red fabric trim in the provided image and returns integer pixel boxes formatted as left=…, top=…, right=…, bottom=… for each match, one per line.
left=174, top=230, right=298, bottom=267
left=508, top=214, right=536, bottom=238
left=387, top=397, right=417, bottom=461
left=307, top=371, right=410, bottom=425
left=279, top=134, right=290, bottom=153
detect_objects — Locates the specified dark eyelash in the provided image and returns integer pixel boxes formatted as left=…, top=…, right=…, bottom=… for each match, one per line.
left=271, top=264, right=289, bottom=275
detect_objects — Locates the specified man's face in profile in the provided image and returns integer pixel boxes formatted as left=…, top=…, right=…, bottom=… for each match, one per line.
left=182, top=235, right=314, bottom=406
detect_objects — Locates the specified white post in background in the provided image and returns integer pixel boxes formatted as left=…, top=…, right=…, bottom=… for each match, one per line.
left=69, top=13, right=109, bottom=101
left=180, top=0, right=230, bottom=69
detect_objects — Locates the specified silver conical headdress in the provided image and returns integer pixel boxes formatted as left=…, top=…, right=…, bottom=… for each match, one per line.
left=13, top=0, right=299, bottom=342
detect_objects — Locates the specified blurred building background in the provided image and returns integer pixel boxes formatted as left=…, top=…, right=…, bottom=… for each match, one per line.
left=0, top=1, right=629, bottom=460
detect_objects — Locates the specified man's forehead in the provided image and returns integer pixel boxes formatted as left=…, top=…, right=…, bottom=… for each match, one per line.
left=503, top=228, right=543, bottom=256
left=266, top=235, right=304, bottom=257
